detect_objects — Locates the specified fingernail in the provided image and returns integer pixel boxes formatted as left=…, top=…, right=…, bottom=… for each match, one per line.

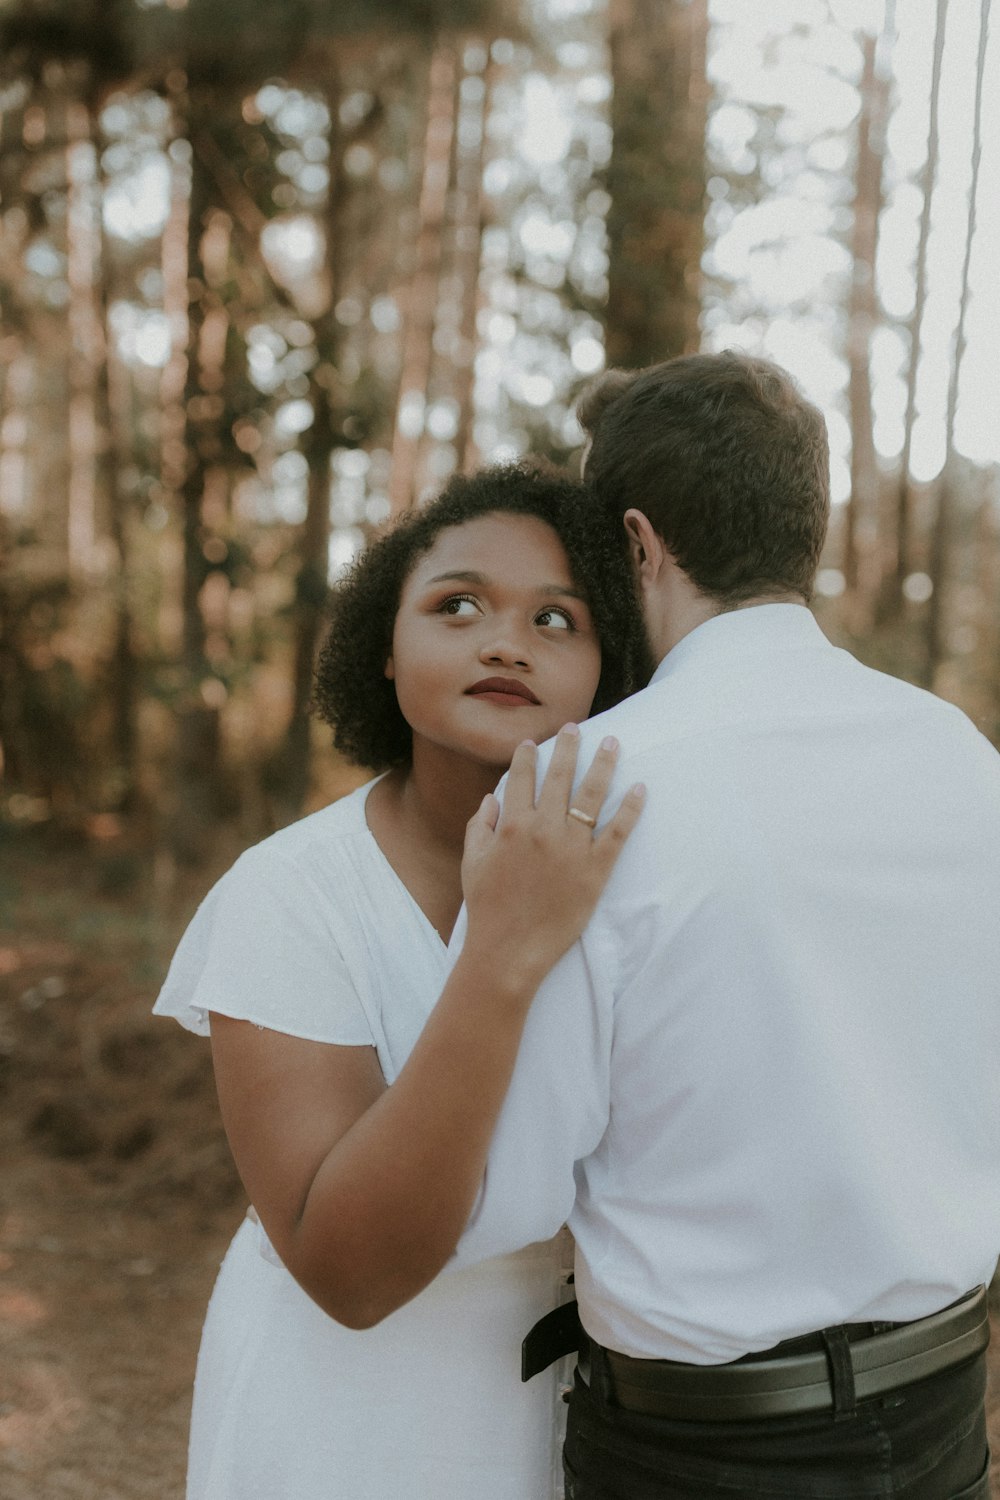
left=520, top=739, right=537, bottom=749
left=631, top=782, right=646, bottom=798
left=601, top=735, right=619, bottom=752
left=561, top=722, right=580, bottom=736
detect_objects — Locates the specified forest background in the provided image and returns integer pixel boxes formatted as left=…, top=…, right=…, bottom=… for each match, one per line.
left=0, top=0, right=998, bottom=1496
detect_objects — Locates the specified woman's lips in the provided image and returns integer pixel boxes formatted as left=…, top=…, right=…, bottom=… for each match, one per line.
left=465, top=677, right=540, bottom=707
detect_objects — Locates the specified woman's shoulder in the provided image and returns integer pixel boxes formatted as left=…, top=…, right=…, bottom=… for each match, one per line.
left=232, top=777, right=379, bottom=885
left=153, top=778, right=384, bottom=1040
left=169, top=777, right=382, bottom=978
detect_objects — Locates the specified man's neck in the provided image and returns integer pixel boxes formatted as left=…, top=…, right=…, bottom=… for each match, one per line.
left=649, top=590, right=807, bottom=668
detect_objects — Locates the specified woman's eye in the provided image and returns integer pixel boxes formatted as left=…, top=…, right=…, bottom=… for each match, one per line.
left=439, top=595, right=480, bottom=617
left=535, top=607, right=574, bottom=631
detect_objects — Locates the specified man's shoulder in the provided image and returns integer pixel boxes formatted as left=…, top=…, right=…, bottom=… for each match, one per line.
left=567, top=648, right=1000, bottom=819
left=576, top=679, right=677, bottom=759
left=835, top=651, right=999, bottom=753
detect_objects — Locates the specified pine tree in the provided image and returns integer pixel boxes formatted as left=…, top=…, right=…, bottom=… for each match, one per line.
left=604, top=0, right=707, bottom=368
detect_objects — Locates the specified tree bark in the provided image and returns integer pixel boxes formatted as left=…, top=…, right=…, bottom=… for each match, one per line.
left=923, top=0, right=990, bottom=687
left=94, top=118, right=141, bottom=810
left=842, top=29, right=890, bottom=625
left=604, top=0, right=708, bottom=370
left=172, top=99, right=230, bottom=861
left=65, top=96, right=102, bottom=575
left=451, top=46, right=492, bottom=475
left=882, top=0, right=946, bottom=617
left=387, top=42, right=457, bottom=514
left=279, top=87, right=347, bottom=811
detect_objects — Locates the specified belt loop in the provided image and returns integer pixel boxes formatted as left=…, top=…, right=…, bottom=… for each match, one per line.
left=822, top=1327, right=857, bottom=1419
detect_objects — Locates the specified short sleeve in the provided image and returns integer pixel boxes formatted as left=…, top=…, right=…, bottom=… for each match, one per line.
left=153, top=846, right=375, bottom=1047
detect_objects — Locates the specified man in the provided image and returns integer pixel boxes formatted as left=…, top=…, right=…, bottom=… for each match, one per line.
left=450, top=351, right=1000, bottom=1498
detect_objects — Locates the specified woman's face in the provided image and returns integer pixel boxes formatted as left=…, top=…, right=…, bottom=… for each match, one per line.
left=386, top=512, right=602, bottom=774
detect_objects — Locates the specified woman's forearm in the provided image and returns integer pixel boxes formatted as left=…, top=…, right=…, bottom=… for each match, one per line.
left=285, top=946, right=545, bottom=1327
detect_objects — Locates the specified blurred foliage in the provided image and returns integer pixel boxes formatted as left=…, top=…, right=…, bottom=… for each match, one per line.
left=0, top=0, right=997, bottom=863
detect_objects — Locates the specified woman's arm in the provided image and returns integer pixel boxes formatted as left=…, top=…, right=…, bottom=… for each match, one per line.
left=210, top=728, right=644, bottom=1327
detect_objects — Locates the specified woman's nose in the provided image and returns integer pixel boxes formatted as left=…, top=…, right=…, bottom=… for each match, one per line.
left=479, top=634, right=531, bottom=671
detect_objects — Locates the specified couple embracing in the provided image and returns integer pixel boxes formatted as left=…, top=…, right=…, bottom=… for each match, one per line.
left=156, top=351, right=1000, bottom=1500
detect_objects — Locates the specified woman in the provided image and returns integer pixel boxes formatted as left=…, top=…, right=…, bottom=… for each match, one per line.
left=154, top=464, right=649, bottom=1500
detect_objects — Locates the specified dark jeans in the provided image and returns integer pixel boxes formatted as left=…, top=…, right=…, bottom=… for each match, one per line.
left=563, top=1350, right=990, bottom=1499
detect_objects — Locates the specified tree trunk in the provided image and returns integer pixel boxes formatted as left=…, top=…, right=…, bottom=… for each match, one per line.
left=274, top=71, right=351, bottom=815
left=100, top=310, right=141, bottom=813
left=452, top=45, right=492, bottom=474
left=882, top=0, right=947, bottom=617
left=604, top=0, right=708, bottom=370
left=411, top=40, right=491, bottom=492
left=842, top=28, right=890, bottom=627
left=923, top=0, right=990, bottom=687
left=78, top=67, right=142, bottom=814
left=280, top=402, right=336, bottom=813
left=65, top=95, right=103, bottom=574
left=173, top=100, right=229, bottom=861
left=387, top=42, right=457, bottom=515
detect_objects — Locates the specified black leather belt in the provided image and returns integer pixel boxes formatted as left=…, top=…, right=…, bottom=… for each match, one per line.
left=584, top=1286, right=990, bottom=1422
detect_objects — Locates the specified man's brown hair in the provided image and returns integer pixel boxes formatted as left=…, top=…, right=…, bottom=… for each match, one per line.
left=578, top=351, right=830, bottom=605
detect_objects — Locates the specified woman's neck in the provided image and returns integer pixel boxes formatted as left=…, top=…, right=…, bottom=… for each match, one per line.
left=366, top=746, right=506, bottom=943
left=396, top=745, right=504, bottom=857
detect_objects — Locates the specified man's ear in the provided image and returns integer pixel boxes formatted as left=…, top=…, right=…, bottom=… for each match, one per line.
left=384, top=655, right=394, bottom=680
left=623, top=509, right=666, bottom=581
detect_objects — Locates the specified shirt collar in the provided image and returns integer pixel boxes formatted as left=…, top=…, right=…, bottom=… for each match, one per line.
left=649, top=603, right=829, bottom=687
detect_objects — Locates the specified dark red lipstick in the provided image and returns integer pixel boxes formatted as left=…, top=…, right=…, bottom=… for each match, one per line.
left=465, top=676, right=540, bottom=706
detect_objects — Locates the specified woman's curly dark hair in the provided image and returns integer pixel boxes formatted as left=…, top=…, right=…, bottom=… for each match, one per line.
left=313, top=463, right=652, bottom=771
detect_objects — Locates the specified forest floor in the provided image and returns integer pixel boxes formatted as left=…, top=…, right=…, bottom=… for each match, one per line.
left=1, top=826, right=1000, bottom=1499
left=0, top=828, right=244, bottom=1500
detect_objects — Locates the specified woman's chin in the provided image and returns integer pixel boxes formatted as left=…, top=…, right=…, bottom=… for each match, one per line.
left=438, top=729, right=534, bottom=774
left=414, top=711, right=589, bottom=774
left=463, top=724, right=563, bottom=770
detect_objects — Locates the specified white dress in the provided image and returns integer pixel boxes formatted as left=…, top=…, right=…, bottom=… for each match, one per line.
left=154, top=779, right=569, bottom=1500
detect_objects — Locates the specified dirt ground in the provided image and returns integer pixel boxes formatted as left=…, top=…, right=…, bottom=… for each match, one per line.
left=1, top=830, right=1000, bottom=1499
left=0, top=831, right=246, bottom=1499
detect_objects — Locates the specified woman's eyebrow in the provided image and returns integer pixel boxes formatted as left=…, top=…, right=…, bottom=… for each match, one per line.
left=426, top=569, right=488, bottom=585
left=425, top=569, right=588, bottom=603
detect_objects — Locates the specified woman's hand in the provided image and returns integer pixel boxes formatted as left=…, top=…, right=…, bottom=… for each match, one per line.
left=461, top=725, right=645, bottom=992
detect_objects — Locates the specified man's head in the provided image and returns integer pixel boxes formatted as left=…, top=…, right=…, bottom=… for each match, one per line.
left=578, top=351, right=830, bottom=609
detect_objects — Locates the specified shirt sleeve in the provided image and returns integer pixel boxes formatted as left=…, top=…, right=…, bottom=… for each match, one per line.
left=444, top=740, right=618, bottom=1265
left=447, top=914, right=616, bottom=1267
left=152, top=845, right=375, bottom=1047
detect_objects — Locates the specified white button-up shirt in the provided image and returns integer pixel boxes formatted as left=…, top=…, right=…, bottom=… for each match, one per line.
left=450, top=604, right=1000, bottom=1363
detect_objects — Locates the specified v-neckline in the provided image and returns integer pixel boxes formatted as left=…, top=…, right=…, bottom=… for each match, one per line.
left=361, top=777, right=452, bottom=954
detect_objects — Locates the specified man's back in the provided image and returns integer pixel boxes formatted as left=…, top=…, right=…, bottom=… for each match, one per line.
left=455, top=604, right=1000, bottom=1363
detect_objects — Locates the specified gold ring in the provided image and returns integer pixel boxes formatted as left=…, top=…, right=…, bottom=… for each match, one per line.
left=567, top=807, right=597, bottom=829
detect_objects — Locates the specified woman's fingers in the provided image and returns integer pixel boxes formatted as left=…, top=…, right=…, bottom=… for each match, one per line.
left=464, top=790, right=499, bottom=849
left=560, top=734, right=620, bottom=829
left=503, top=729, right=641, bottom=868
left=461, top=729, right=645, bottom=984
left=502, top=738, right=539, bottom=817
left=593, top=782, right=647, bottom=870
left=504, top=724, right=581, bottom=820
left=532, top=723, right=582, bottom=814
